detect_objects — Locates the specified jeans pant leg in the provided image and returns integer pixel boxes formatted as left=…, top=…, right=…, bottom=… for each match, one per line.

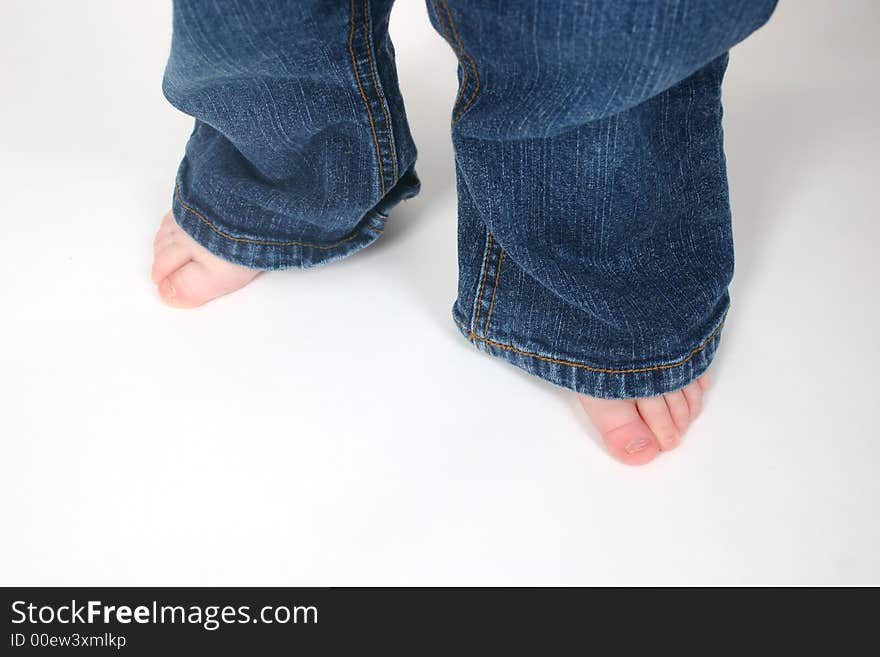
left=427, top=0, right=777, bottom=399
left=163, top=0, right=419, bottom=270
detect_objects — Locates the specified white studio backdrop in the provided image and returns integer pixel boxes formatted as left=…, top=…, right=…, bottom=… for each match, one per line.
left=0, top=1, right=878, bottom=585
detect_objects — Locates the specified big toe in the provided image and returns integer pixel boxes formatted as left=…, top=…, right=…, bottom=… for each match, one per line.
left=602, top=420, right=662, bottom=465
left=158, top=261, right=215, bottom=309
left=579, top=396, right=660, bottom=466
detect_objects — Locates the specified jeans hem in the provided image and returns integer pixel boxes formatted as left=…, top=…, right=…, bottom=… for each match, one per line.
left=452, top=309, right=726, bottom=400
left=171, top=165, right=420, bottom=271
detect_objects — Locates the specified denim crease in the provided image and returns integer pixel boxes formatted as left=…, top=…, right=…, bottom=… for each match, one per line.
left=164, top=0, right=777, bottom=399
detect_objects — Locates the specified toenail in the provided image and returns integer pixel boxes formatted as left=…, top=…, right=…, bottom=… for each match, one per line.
left=624, top=437, right=651, bottom=454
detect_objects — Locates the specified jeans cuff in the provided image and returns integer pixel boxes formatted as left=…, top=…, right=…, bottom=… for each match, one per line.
left=171, top=165, right=421, bottom=271
left=452, top=307, right=726, bottom=400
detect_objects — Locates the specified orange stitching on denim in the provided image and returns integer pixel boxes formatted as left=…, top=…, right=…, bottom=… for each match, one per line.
left=441, top=1, right=481, bottom=123
left=484, top=248, right=504, bottom=334
left=432, top=0, right=468, bottom=114
left=349, top=0, right=386, bottom=195
left=174, top=184, right=376, bottom=250
left=362, top=0, right=397, bottom=182
left=455, top=318, right=724, bottom=375
left=471, top=232, right=494, bottom=337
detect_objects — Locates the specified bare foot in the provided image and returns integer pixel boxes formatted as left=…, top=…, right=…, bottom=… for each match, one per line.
left=579, top=374, right=710, bottom=466
left=151, top=212, right=261, bottom=308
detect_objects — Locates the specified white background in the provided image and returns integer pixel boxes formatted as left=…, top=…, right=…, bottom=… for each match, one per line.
left=1, top=1, right=878, bottom=585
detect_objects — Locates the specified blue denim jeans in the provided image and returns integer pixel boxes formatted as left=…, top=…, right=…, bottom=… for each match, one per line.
left=164, top=0, right=777, bottom=399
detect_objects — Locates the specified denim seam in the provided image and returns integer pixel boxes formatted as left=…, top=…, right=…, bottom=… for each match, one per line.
left=348, top=0, right=387, bottom=195
left=437, top=1, right=481, bottom=124
left=456, top=315, right=725, bottom=375
left=484, top=248, right=505, bottom=334
left=174, top=184, right=379, bottom=249
left=361, top=0, right=398, bottom=183
left=442, top=2, right=481, bottom=122
left=432, top=1, right=468, bottom=113
left=470, top=231, right=494, bottom=344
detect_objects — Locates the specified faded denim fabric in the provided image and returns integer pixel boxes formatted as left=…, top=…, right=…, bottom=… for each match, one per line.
left=163, top=0, right=777, bottom=399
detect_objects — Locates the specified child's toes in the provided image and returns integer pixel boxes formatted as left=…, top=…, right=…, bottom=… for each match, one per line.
left=663, top=389, right=691, bottom=434
left=579, top=396, right=661, bottom=465
left=682, top=379, right=704, bottom=419
left=151, top=243, right=192, bottom=284
left=151, top=211, right=262, bottom=308
left=158, top=261, right=211, bottom=308
left=602, top=421, right=662, bottom=465
left=636, top=395, right=680, bottom=451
